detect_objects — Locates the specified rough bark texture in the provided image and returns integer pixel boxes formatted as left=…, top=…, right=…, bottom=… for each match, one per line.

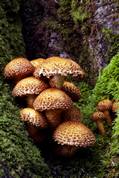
left=21, top=0, right=119, bottom=84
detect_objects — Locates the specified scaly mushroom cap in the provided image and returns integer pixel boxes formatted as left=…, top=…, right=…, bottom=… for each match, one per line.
left=62, top=81, right=81, bottom=101
left=91, top=111, right=105, bottom=121
left=12, top=77, right=48, bottom=97
left=63, top=106, right=81, bottom=122
left=33, top=88, right=73, bottom=111
left=34, top=56, right=85, bottom=79
left=4, top=57, right=34, bottom=80
left=20, top=108, right=47, bottom=127
left=97, top=99, right=112, bottom=111
left=53, top=121, right=96, bottom=147
left=31, top=58, right=45, bottom=68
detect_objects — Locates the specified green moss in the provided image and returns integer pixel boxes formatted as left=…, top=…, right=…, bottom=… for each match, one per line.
left=102, top=28, right=119, bottom=62
left=0, top=1, right=51, bottom=177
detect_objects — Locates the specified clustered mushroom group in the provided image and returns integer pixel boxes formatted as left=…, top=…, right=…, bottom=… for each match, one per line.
left=91, top=99, right=119, bottom=135
left=4, top=56, right=96, bottom=157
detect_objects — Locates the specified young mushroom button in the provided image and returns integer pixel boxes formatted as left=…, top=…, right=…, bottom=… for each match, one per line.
left=91, top=111, right=105, bottom=135
left=97, top=99, right=113, bottom=126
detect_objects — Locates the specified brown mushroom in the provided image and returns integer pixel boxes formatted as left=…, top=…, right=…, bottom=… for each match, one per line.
left=91, top=111, right=105, bottom=135
left=12, top=77, right=48, bottom=107
left=63, top=105, right=81, bottom=122
left=20, top=108, right=47, bottom=128
left=62, top=81, right=81, bottom=102
left=4, top=57, right=34, bottom=83
left=34, top=56, right=85, bottom=89
left=97, top=99, right=113, bottom=126
left=33, top=88, right=73, bottom=128
left=53, top=121, right=96, bottom=148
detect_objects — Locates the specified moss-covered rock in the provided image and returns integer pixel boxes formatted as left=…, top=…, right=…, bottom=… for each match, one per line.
left=0, top=1, right=51, bottom=177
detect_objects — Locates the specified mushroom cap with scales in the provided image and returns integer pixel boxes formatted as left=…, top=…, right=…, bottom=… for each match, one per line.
left=4, top=57, right=34, bottom=80
left=62, top=81, right=81, bottom=102
left=12, top=77, right=48, bottom=97
left=53, top=121, right=96, bottom=147
left=20, top=108, right=47, bottom=128
left=33, top=88, right=73, bottom=111
left=34, top=56, right=85, bottom=79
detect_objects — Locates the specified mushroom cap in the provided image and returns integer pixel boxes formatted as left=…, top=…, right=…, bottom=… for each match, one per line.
left=33, top=88, right=73, bottom=111
left=31, top=58, right=45, bottom=68
left=20, top=108, right=47, bottom=127
left=12, top=77, right=48, bottom=97
left=62, top=81, right=81, bottom=101
left=63, top=105, right=81, bottom=122
left=97, top=99, right=113, bottom=111
left=53, top=121, right=96, bottom=147
left=91, top=111, right=105, bottom=121
left=34, top=56, right=85, bottom=79
left=4, top=57, right=34, bottom=80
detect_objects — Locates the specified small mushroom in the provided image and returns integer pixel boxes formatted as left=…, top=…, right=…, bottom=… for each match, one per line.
left=53, top=121, right=96, bottom=148
left=97, top=99, right=113, bottom=126
left=62, top=81, right=81, bottom=102
left=4, top=57, right=34, bottom=83
left=63, top=105, right=81, bottom=122
left=33, top=88, right=73, bottom=128
left=91, top=111, right=105, bottom=135
left=12, top=77, right=48, bottom=107
left=20, top=108, right=47, bottom=128
left=34, top=56, right=85, bottom=89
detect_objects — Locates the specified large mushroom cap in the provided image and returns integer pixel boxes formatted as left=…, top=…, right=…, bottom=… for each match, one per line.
left=97, top=99, right=112, bottom=111
left=20, top=108, right=47, bottom=127
left=53, top=121, right=96, bottom=147
left=33, top=88, right=73, bottom=111
left=34, top=56, right=85, bottom=79
left=62, top=81, right=81, bottom=101
left=31, top=58, right=45, bottom=68
left=12, top=77, right=48, bottom=97
left=4, top=57, right=34, bottom=80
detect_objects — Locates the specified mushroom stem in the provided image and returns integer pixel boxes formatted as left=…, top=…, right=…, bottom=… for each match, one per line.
left=45, top=109, right=62, bottom=128
left=55, top=145, right=77, bottom=157
left=103, top=111, right=112, bottom=126
left=26, top=95, right=36, bottom=108
left=96, top=120, right=105, bottom=135
left=49, top=75, right=65, bottom=89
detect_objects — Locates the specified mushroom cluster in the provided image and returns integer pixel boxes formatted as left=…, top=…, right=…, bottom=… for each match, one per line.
left=91, top=99, right=118, bottom=135
left=4, top=56, right=95, bottom=157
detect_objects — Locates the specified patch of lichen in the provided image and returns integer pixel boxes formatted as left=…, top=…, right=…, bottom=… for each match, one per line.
left=0, top=1, right=51, bottom=177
